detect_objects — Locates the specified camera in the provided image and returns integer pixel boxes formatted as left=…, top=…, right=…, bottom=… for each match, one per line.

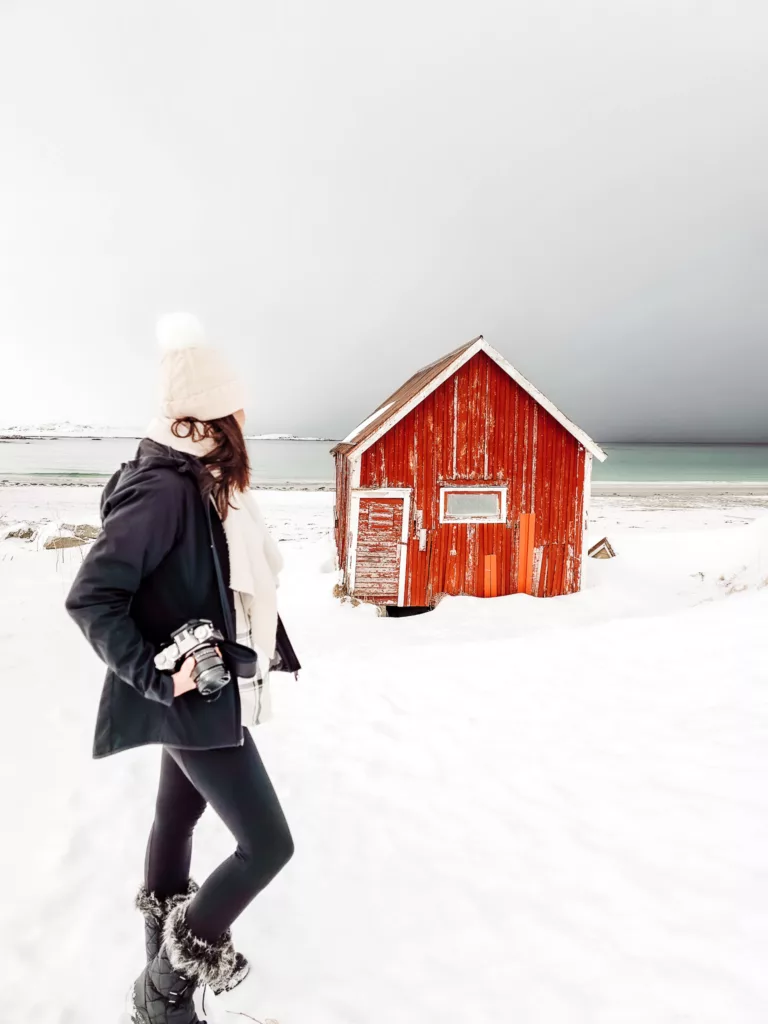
left=154, top=619, right=231, bottom=701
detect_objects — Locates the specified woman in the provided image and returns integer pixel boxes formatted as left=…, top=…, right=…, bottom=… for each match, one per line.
left=65, top=313, right=300, bottom=1024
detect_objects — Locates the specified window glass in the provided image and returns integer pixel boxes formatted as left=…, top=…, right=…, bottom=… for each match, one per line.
left=444, top=490, right=501, bottom=519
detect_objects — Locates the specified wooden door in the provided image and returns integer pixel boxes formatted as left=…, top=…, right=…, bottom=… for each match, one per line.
left=353, top=497, right=406, bottom=603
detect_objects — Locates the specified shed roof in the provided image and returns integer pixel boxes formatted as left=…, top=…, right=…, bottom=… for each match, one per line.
left=331, top=336, right=607, bottom=462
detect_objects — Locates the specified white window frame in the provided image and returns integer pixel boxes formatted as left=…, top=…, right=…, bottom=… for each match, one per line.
left=348, top=488, right=412, bottom=605
left=439, top=485, right=508, bottom=525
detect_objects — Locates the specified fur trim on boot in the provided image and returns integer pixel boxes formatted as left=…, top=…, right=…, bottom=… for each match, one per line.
left=211, top=948, right=250, bottom=995
left=135, top=879, right=200, bottom=918
left=135, top=880, right=200, bottom=963
left=135, top=886, right=165, bottom=923
left=163, top=901, right=239, bottom=994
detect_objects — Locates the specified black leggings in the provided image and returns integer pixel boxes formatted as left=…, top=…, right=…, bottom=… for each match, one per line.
left=144, top=729, right=294, bottom=944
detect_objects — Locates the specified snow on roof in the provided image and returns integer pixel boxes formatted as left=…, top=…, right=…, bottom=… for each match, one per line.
left=339, top=401, right=396, bottom=444
left=331, top=337, right=607, bottom=461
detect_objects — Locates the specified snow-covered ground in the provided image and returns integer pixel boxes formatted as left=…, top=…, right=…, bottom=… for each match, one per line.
left=1, top=487, right=768, bottom=1024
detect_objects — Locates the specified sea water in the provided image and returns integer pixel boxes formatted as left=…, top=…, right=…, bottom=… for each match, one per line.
left=0, top=438, right=766, bottom=487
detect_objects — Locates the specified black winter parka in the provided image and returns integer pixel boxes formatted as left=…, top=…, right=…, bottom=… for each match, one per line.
left=65, top=439, right=300, bottom=759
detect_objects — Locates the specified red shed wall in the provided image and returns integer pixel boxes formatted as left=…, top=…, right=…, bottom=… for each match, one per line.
left=354, top=350, right=586, bottom=604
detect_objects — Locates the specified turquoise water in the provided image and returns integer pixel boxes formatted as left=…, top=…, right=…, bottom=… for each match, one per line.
left=0, top=438, right=337, bottom=487
left=0, top=438, right=767, bottom=486
left=595, top=444, right=768, bottom=483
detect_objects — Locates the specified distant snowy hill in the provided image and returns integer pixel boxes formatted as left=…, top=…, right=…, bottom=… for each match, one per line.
left=0, top=421, right=142, bottom=438
left=1, top=422, right=336, bottom=441
left=245, top=433, right=335, bottom=441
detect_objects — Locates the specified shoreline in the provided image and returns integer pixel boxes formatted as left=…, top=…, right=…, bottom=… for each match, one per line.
left=0, top=434, right=338, bottom=442
left=0, top=476, right=336, bottom=491
left=2, top=477, right=768, bottom=497
left=592, top=480, right=768, bottom=495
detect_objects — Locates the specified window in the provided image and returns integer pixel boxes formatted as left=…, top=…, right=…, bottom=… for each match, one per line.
left=439, top=486, right=507, bottom=524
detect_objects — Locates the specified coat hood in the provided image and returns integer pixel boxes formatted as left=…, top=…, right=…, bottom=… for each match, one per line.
left=100, top=438, right=211, bottom=520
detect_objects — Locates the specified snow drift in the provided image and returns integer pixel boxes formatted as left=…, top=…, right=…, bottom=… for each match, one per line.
left=1, top=489, right=768, bottom=1024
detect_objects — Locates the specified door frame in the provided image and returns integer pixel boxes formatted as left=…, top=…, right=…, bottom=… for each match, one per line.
left=348, top=488, right=412, bottom=605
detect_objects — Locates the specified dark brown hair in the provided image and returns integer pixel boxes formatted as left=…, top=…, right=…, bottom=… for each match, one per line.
left=171, top=414, right=250, bottom=519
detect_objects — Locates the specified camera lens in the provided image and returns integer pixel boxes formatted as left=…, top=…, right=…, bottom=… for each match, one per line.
left=191, top=645, right=230, bottom=700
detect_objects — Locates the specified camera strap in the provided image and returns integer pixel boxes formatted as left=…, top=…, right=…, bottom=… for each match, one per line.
left=204, top=497, right=237, bottom=642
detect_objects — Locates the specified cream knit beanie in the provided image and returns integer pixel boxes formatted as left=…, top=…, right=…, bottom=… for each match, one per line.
left=156, top=312, right=246, bottom=422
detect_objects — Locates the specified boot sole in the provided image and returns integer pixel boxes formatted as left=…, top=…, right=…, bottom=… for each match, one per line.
left=210, top=958, right=251, bottom=995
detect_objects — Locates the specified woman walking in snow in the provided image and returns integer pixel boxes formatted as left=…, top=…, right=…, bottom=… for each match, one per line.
left=66, top=313, right=300, bottom=1024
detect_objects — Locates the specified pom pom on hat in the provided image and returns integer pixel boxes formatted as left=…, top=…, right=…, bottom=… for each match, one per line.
left=156, top=311, right=207, bottom=351
left=155, top=312, right=246, bottom=422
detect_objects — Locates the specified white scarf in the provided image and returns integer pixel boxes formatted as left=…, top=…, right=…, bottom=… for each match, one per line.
left=145, top=417, right=283, bottom=659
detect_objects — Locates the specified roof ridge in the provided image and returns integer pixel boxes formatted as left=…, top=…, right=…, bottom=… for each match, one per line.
left=331, top=336, right=606, bottom=462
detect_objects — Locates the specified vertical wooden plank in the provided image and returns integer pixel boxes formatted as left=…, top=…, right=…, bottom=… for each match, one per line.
left=503, top=378, right=513, bottom=594
left=517, top=512, right=535, bottom=594
left=530, top=404, right=538, bottom=511
left=525, top=396, right=534, bottom=517
left=473, top=355, right=483, bottom=478
left=550, top=416, right=560, bottom=545
left=436, top=522, right=446, bottom=596
left=556, top=431, right=566, bottom=544
left=517, top=515, right=527, bottom=593
left=489, top=362, right=495, bottom=480
left=531, top=545, right=543, bottom=597
left=563, top=435, right=573, bottom=544
left=544, top=412, right=555, bottom=539
left=572, top=445, right=586, bottom=593
left=470, top=355, right=480, bottom=478
left=568, top=440, right=581, bottom=593
left=391, top=419, right=398, bottom=486
left=484, top=553, right=498, bottom=597
left=391, top=413, right=398, bottom=489
left=459, top=520, right=468, bottom=594
left=483, top=356, right=491, bottom=479
left=456, top=364, right=468, bottom=478
left=560, top=437, right=569, bottom=596
left=517, top=389, right=525, bottom=513
left=411, top=404, right=418, bottom=494
left=538, top=413, right=549, bottom=543
left=526, top=514, right=535, bottom=594
left=453, top=522, right=461, bottom=595
left=467, top=358, right=476, bottom=479
left=550, top=543, right=560, bottom=597
left=425, top=390, right=435, bottom=527
left=566, top=440, right=577, bottom=592
left=520, top=392, right=529, bottom=513
left=540, top=541, right=549, bottom=598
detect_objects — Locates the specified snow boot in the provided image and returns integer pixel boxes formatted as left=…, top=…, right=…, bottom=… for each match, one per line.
left=129, top=899, right=238, bottom=1024
left=136, top=881, right=199, bottom=964
left=135, top=881, right=250, bottom=994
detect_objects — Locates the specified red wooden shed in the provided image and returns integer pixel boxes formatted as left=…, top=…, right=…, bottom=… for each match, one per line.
left=331, top=336, right=607, bottom=609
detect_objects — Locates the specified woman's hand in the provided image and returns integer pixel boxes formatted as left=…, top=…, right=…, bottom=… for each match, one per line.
left=172, top=655, right=197, bottom=697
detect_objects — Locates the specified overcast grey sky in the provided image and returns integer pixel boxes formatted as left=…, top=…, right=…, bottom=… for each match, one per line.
left=1, top=1, right=766, bottom=441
